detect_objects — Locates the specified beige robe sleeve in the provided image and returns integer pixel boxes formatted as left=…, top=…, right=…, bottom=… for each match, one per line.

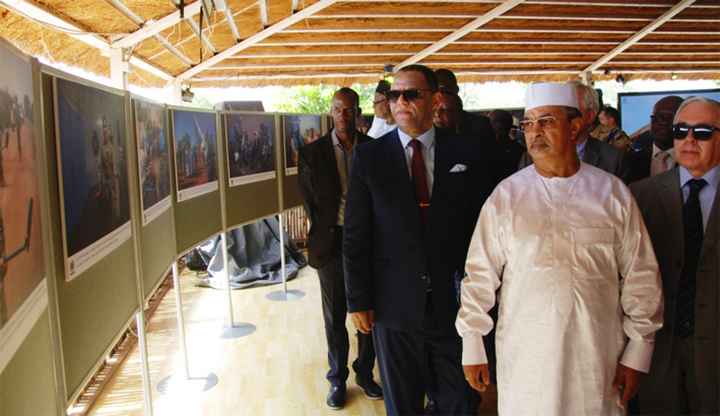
left=616, top=190, right=664, bottom=373
left=456, top=191, right=505, bottom=365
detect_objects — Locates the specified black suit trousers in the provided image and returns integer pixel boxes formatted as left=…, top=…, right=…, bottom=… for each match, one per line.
left=372, top=296, right=479, bottom=416
left=316, top=238, right=375, bottom=386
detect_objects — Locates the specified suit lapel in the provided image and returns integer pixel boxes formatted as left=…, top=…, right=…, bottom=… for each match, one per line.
left=659, top=169, right=685, bottom=281
left=582, top=138, right=600, bottom=166
left=699, top=179, right=720, bottom=261
left=320, top=135, right=342, bottom=196
left=385, top=130, right=423, bottom=230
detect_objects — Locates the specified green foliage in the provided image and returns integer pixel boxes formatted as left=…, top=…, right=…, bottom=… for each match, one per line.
left=273, top=83, right=381, bottom=115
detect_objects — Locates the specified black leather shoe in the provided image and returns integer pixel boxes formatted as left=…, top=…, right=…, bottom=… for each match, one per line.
left=356, top=377, right=383, bottom=400
left=326, top=385, right=346, bottom=410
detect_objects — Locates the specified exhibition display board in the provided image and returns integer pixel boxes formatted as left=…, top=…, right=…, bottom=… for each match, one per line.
left=0, top=38, right=62, bottom=416
left=222, top=111, right=280, bottom=228
left=131, top=97, right=176, bottom=301
left=169, top=107, right=222, bottom=255
left=279, top=113, right=327, bottom=210
left=42, top=70, right=140, bottom=401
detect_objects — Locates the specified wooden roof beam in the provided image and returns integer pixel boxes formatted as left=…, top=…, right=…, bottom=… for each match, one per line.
left=223, top=6, right=241, bottom=41
left=259, top=0, right=269, bottom=27
left=177, top=0, right=339, bottom=81
left=396, top=0, right=524, bottom=69
left=112, top=0, right=202, bottom=48
left=0, top=0, right=174, bottom=81
left=105, top=0, right=194, bottom=66
left=583, top=0, right=697, bottom=73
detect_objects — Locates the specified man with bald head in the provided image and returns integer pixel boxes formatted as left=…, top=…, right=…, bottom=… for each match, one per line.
left=631, top=97, right=720, bottom=414
left=518, top=81, right=626, bottom=179
left=457, top=82, right=663, bottom=415
left=626, top=95, right=684, bottom=183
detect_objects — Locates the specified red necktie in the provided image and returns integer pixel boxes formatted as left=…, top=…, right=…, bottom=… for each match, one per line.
left=409, top=139, right=430, bottom=224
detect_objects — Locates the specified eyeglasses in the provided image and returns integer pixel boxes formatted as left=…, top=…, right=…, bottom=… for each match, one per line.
left=673, top=123, right=720, bottom=141
left=519, top=116, right=558, bottom=131
left=386, top=89, right=433, bottom=103
left=373, top=98, right=387, bottom=105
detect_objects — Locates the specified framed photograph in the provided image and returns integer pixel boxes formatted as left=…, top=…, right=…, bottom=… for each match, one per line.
left=134, top=99, right=171, bottom=225
left=54, top=77, right=131, bottom=281
left=282, top=114, right=322, bottom=175
left=171, top=109, right=218, bottom=202
left=618, top=88, right=720, bottom=138
left=225, top=112, right=276, bottom=186
left=0, top=41, right=44, bottom=329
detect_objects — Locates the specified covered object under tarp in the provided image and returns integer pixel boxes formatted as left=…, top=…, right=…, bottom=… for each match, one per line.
left=188, top=217, right=307, bottom=289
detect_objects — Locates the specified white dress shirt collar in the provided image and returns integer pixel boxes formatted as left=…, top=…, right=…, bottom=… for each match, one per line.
left=398, top=126, right=435, bottom=150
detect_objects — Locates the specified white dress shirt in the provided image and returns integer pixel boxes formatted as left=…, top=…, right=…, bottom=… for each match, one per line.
left=397, top=126, right=435, bottom=197
left=651, top=144, right=676, bottom=176
left=457, top=163, right=664, bottom=416
left=679, top=165, right=720, bottom=231
left=331, top=129, right=354, bottom=226
left=367, top=117, right=397, bottom=139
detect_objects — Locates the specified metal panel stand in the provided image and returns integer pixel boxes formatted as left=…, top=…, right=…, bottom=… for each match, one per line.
left=266, top=212, right=304, bottom=301
left=136, top=310, right=154, bottom=416
left=156, top=261, right=218, bottom=395
left=219, top=232, right=256, bottom=338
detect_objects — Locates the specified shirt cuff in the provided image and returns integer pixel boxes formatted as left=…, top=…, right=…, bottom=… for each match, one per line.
left=619, top=338, right=654, bottom=373
left=461, top=332, right=488, bottom=365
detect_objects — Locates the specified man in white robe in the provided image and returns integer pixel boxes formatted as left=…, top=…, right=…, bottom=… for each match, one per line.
left=456, top=82, right=664, bottom=416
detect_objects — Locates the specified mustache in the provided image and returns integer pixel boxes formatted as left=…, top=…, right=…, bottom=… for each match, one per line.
left=528, top=135, right=550, bottom=150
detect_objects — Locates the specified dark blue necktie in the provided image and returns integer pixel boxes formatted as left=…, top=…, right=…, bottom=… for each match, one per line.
left=676, top=178, right=707, bottom=338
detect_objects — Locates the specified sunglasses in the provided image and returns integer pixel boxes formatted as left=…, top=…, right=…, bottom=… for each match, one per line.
left=386, top=89, right=433, bottom=103
left=673, top=123, right=720, bottom=141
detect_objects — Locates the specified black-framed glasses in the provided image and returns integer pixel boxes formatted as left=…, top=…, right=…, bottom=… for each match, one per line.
left=673, top=123, right=720, bottom=141
left=373, top=98, right=387, bottom=105
left=386, top=89, right=433, bottom=103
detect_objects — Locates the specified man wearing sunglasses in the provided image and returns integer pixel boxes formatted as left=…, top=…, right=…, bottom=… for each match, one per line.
left=458, top=82, right=663, bottom=416
left=631, top=96, right=720, bottom=415
left=343, top=64, right=494, bottom=415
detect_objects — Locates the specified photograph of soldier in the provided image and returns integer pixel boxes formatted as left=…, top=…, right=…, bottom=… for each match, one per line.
left=135, top=100, right=170, bottom=213
left=226, top=113, right=275, bottom=182
left=173, top=110, right=218, bottom=195
left=0, top=42, right=44, bottom=329
left=55, top=78, right=130, bottom=260
left=283, top=114, right=321, bottom=172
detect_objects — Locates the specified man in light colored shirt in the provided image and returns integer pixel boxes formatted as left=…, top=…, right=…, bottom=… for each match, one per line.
left=519, top=82, right=626, bottom=180
left=457, top=82, right=664, bottom=416
left=631, top=96, right=720, bottom=415
left=298, top=88, right=381, bottom=409
left=626, top=95, right=684, bottom=183
left=367, top=80, right=396, bottom=138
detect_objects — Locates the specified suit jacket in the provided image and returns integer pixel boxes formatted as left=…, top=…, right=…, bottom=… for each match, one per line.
left=631, top=168, right=719, bottom=410
left=298, top=131, right=372, bottom=268
left=518, top=137, right=627, bottom=180
left=343, top=128, right=495, bottom=331
left=624, top=132, right=653, bottom=184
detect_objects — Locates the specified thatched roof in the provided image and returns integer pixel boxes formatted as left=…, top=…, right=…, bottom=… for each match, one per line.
left=1, top=0, right=718, bottom=88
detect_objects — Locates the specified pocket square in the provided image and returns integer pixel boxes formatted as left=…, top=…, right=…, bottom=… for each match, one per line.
left=449, top=164, right=467, bottom=173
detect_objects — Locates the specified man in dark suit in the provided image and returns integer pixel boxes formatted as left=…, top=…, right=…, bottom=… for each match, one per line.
left=625, top=95, right=684, bottom=183
left=518, top=81, right=626, bottom=179
left=631, top=96, right=720, bottom=414
left=434, top=68, right=495, bottom=144
left=343, top=65, right=494, bottom=415
left=298, top=87, right=382, bottom=410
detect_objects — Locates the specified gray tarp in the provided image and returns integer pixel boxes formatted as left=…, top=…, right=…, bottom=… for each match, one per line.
left=190, top=217, right=306, bottom=289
